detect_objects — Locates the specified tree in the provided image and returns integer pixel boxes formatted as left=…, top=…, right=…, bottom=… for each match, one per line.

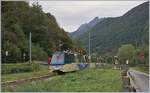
left=117, top=44, right=135, bottom=65
left=32, top=44, right=48, bottom=61
left=135, top=44, right=149, bottom=66
left=2, top=41, right=21, bottom=63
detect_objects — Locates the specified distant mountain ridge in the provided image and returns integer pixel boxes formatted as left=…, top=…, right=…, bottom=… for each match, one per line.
left=77, top=2, right=149, bottom=54
left=70, top=17, right=104, bottom=38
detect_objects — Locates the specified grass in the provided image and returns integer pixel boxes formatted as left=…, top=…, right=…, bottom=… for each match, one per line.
left=2, top=68, right=122, bottom=92
left=1, top=65, right=49, bottom=82
left=132, top=66, right=149, bottom=74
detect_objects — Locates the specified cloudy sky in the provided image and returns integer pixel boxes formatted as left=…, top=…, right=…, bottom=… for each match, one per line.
left=30, top=1, right=146, bottom=32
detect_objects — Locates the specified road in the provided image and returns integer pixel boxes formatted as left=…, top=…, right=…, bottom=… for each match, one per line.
left=128, top=69, right=149, bottom=92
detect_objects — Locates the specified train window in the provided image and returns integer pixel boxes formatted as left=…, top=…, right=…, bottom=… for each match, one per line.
left=64, top=53, right=75, bottom=64
left=70, top=54, right=75, bottom=63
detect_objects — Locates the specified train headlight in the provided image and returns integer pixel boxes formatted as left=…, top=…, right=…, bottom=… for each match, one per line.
left=52, top=65, right=62, bottom=70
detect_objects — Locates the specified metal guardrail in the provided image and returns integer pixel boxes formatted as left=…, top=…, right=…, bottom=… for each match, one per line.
left=127, top=71, right=139, bottom=92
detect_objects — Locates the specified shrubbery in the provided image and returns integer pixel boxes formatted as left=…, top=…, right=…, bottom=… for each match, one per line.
left=32, top=45, right=48, bottom=61
left=117, top=44, right=149, bottom=66
left=2, top=63, right=41, bottom=74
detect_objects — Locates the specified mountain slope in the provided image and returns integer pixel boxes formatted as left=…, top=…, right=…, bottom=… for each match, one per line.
left=70, top=17, right=104, bottom=38
left=78, top=2, right=149, bottom=55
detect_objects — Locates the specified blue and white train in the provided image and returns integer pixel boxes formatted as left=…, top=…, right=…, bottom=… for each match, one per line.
left=49, top=51, right=96, bottom=73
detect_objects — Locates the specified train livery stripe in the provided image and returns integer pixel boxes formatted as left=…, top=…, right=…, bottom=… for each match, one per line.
left=77, top=63, right=89, bottom=69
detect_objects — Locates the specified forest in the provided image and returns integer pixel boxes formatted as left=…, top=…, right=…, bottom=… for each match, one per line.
left=2, top=1, right=74, bottom=63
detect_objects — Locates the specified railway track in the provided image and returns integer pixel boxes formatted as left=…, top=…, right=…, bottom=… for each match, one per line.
left=1, top=70, right=76, bottom=87
left=1, top=72, right=58, bottom=87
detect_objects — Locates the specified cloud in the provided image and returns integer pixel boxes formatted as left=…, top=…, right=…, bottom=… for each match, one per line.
left=29, top=1, right=146, bottom=32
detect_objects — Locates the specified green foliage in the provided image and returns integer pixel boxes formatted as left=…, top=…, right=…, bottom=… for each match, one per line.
left=134, top=44, right=149, bottom=66
left=104, top=56, right=114, bottom=64
left=117, top=44, right=149, bottom=66
left=117, top=44, right=135, bottom=65
left=2, top=68, right=122, bottom=92
left=2, top=1, right=74, bottom=63
left=2, top=41, right=22, bottom=62
left=1, top=63, right=41, bottom=74
left=32, top=44, right=48, bottom=61
left=132, top=66, right=149, bottom=74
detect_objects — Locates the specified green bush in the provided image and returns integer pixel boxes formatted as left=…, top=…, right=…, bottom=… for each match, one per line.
left=1, top=63, right=41, bottom=74
left=2, top=41, right=22, bottom=63
left=32, top=44, right=48, bottom=61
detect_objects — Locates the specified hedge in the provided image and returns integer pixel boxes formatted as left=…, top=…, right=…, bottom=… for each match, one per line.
left=2, top=63, right=41, bottom=74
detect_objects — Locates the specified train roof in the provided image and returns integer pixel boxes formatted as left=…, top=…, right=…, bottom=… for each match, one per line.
left=53, top=51, right=74, bottom=55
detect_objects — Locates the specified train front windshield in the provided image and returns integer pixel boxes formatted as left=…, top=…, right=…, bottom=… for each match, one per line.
left=51, top=52, right=64, bottom=65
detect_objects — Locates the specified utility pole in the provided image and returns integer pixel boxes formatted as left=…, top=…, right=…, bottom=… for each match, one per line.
left=23, top=53, right=26, bottom=62
left=5, top=51, right=8, bottom=63
left=59, top=40, right=63, bottom=51
left=29, top=32, right=32, bottom=62
left=89, top=32, right=91, bottom=62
